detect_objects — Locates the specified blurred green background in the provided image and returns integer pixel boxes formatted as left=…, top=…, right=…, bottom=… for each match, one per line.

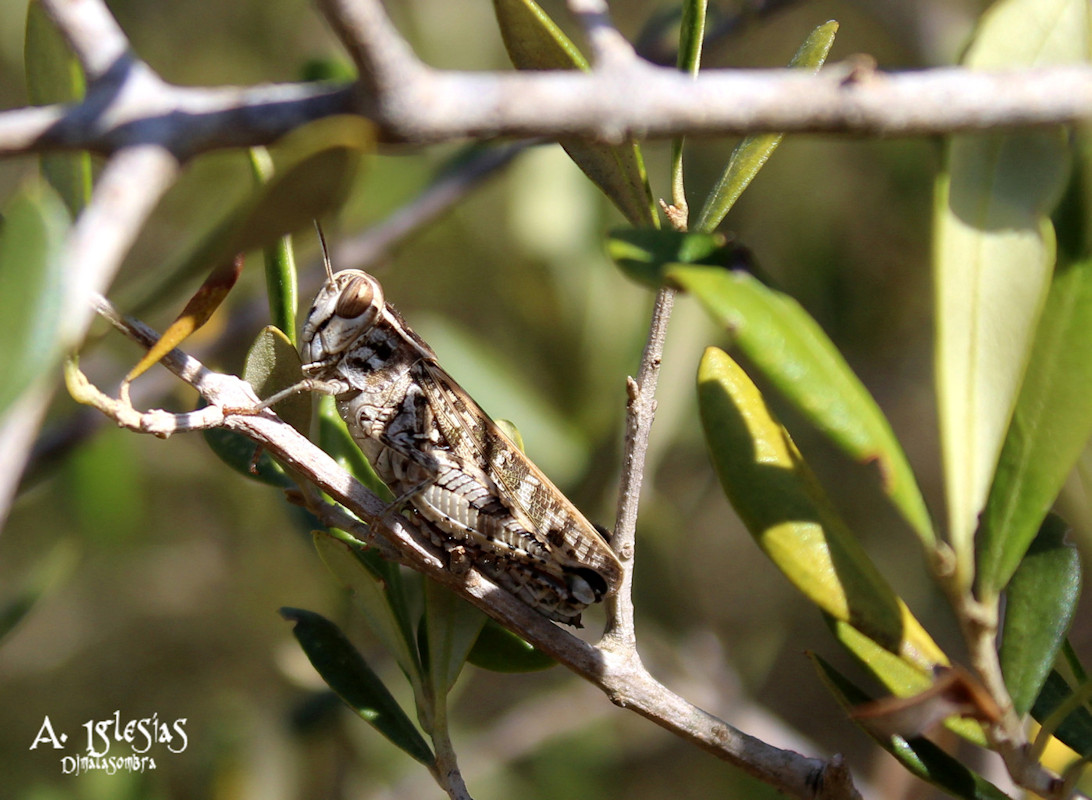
left=5, top=0, right=1077, bottom=798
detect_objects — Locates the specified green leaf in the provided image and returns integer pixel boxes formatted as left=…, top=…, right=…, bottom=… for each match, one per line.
left=242, top=326, right=310, bottom=435
left=25, top=0, right=92, bottom=216
left=201, top=424, right=292, bottom=488
left=424, top=581, right=487, bottom=696
left=934, top=0, right=1083, bottom=591
left=675, top=0, right=707, bottom=77
left=312, top=531, right=422, bottom=685
left=280, top=607, right=434, bottom=766
left=977, top=256, right=1092, bottom=597
left=697, top=347, right=944, bottom=670
left=466, top=620, right=556, bottom=672
left=1032, top=670, right=1092, bottom=758
left=1000, top=516, right=1081, bottom=716
left=127, top=116, right=372, bottom=315
left=668, top=0, right=708, bottom=211
left=829, top=618, right=983, bottom=745
left=493, top=0, right=656, bottom=227
left=0, top=179, right=70, bottom=416
left=679, top=265, right=935, bottom=547
left=812, top=654, right=1012, bottom=800
left=606, top=228, right=747, bottom=289
left=693, top=21, right=838, bottom=233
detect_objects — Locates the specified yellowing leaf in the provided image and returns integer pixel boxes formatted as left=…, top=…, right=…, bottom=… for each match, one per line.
left=934, top=0, right=1083, bottom=588
left=698, top=347, right=944, bottom=670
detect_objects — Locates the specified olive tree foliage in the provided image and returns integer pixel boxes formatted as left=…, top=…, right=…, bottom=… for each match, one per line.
left=3, top=0, right=1092, bottom=798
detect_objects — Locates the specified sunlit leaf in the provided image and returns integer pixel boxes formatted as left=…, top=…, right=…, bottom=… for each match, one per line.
left=1000, top=516, right=1081, bottom=716
left=694, top=21, right=838, bottom=233
left=493, top=0, right=656, bottom=227
left=934, top=0, right=1083, bottom=591
left=280, top=607, right=433, bottom=765
left=680, top=266, right=934, bottom=547
left=829, top=618, right=984, bottom=745
left=607, top=228, right=747, bottom=290
left=697, top=347, right=943, bottom=669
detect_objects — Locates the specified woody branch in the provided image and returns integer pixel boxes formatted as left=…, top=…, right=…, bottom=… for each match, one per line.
left=4, top=0, right=1092, bottom=160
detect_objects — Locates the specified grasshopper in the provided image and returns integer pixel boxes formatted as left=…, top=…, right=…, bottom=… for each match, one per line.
left=293, top=243, right=622, bottom=625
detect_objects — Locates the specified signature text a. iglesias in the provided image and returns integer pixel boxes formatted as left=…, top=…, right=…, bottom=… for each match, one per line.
left=29, top=711, right=189, bottom=761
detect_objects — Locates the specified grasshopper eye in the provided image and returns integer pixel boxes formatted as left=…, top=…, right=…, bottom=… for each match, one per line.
left=335, top=274, right=381, bottom=319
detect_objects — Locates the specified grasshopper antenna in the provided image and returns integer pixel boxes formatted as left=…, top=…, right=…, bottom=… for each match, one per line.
left=314, top=221, right=334, bottom=282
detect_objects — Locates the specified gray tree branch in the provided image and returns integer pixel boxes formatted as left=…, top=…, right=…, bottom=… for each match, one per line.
left=3, top=0, right=1091, bottom=162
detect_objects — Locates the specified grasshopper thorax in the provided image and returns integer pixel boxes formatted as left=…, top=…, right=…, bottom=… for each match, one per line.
left=301, top=270, right=385, bottom=373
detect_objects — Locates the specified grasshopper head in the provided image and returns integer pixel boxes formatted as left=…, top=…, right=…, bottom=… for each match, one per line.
left=301, top=270, right=385, bottom=372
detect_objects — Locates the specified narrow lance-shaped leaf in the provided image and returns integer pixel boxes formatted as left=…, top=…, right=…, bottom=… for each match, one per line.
left=124, top=116, right=372, bottom=316
left=697, top=347, right=943, bottom=670
left=977, top=255, right=1092, bottom=597
left=667, top=0, right=707, bottom=215
left=828, top=618, right=984, bottom=745
left=934, top=0, right=1081, bottom=591
left=999, top=515, right=1081, bottom=717
left=694, top=20, right=838, bottom=233
left=126, top=254, right=244, bottom=383
left=312, top=532, right=423, bottom=687
left=280, top=607, right=434, bottom=766
left=424, top=581, right=487, bottom=697
left=673, top=261, right=934, bottom=547
left=811, top=654, right=1012, bottom=800
left=493, top=0, right=656, bottom=227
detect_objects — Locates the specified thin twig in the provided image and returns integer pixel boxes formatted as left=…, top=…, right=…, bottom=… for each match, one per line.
left=604, top=287, right=676, bottom=650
